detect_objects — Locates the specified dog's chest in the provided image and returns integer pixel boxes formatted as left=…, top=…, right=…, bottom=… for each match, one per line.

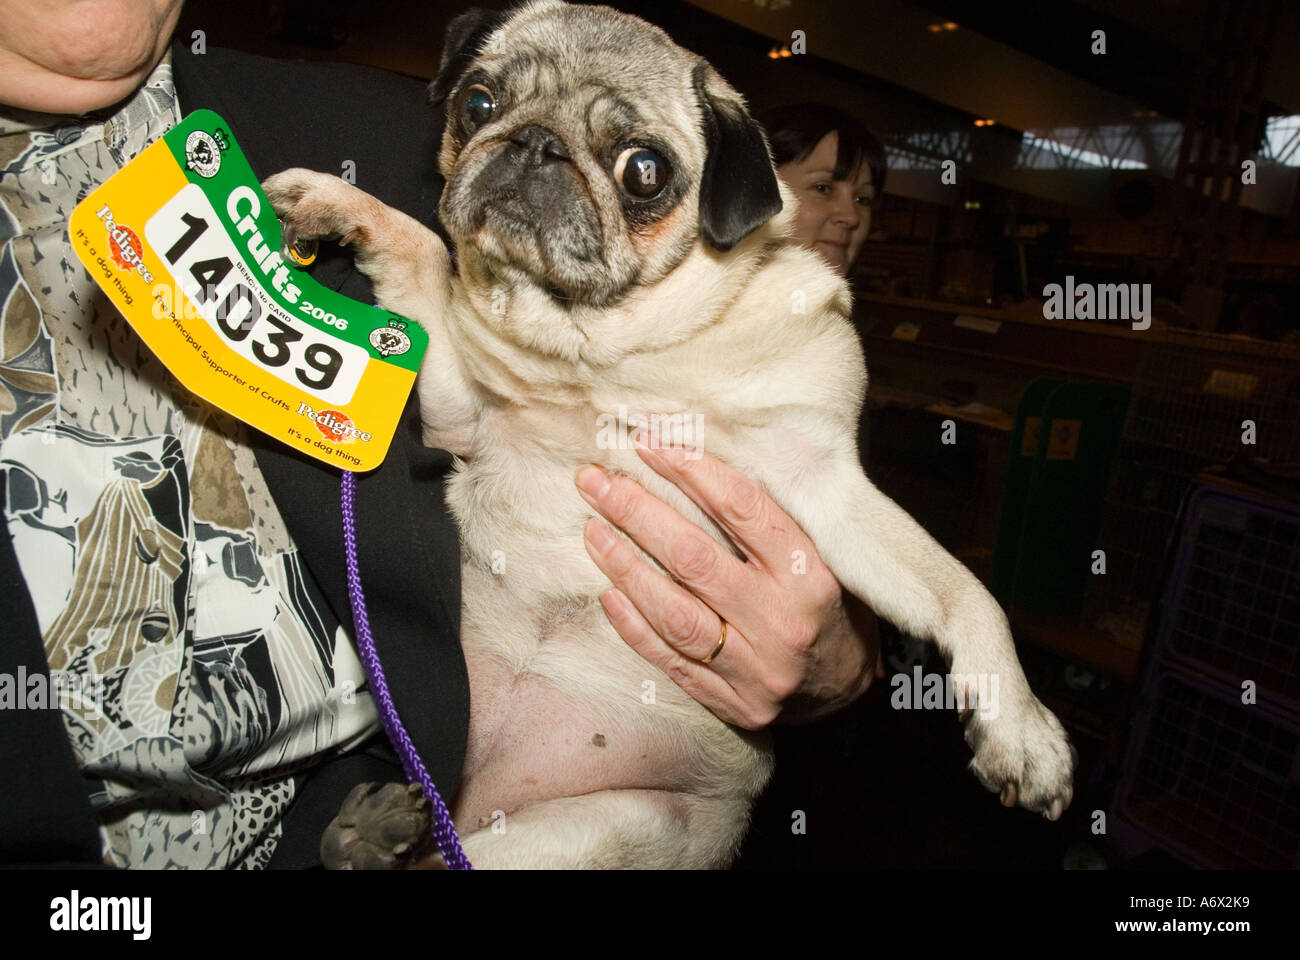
left=446, top=398, right=722, bottom=674
left=446, top=398, right=721, bottom=603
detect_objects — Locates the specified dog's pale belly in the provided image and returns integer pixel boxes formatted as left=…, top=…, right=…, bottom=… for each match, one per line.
left=444, top=561, right=743, bottom=832
left=451, top=649, right=690, bottom=831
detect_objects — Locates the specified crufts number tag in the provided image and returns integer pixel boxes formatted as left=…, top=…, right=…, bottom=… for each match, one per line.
left=69, top=109, right=428, bottom=472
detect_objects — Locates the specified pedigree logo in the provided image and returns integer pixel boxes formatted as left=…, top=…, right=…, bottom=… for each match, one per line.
left=94, top=204, right=154, bottom=283
left=296, top=402, right=372, bottom=443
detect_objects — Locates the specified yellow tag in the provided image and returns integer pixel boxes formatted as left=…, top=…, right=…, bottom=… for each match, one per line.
left=1203, top=369, right=1258, bottom=399
left=1046, top=419, right=1082, bottom=461
left=1021, top=416, right=1041, bottom=457
left=68, top=110, right=427, bottom=472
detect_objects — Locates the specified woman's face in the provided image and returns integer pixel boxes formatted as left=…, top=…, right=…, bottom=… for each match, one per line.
left=779, top=132, right=874, bottom=277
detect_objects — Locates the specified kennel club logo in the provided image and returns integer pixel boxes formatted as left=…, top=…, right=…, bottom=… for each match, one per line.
left=94, top=205, right=154, bottom=284
left=368, top=319, right=412, bottom=357
left=184, top=127, right=228, bottom=178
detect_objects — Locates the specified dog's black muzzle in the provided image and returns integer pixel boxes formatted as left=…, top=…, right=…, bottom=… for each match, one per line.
left=472, top=124, right=603, bottom=265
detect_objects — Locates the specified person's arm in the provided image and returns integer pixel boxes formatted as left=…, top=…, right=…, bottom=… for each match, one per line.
left=575, top=437, right=882, bottom=729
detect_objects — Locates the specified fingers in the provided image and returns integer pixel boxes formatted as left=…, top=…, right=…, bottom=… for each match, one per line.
left=572, top=451, right=859, bottom=729
left=582, top=515, right=730, bottom=665
left=596, top=588, right=756, bottom=728
left=578, top=508, right=794, bottom=729
left=598, top=587, right=778, bottom=729
left=629, top=436, right=829, bottom=593
left=575, top=463, right=755, bottom=619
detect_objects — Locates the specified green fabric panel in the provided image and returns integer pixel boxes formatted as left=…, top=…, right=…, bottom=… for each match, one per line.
left=992, top=379, right=1131, bottom=615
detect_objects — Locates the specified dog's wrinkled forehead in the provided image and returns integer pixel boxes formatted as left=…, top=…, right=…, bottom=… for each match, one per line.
left=485, top=3, right=688, bottom=87
left=452, top=1, right=703, bottom=159
left=485, top=49, right=689, bottom=139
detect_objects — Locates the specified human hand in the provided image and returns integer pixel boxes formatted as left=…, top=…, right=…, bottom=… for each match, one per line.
left=574, top=435, right=883, bottom=730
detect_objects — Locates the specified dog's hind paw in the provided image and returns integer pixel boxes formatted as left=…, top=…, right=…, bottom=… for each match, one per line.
left=961, top=693, right=1076, bottom=822
left=320, top=781, right=441, bottom=870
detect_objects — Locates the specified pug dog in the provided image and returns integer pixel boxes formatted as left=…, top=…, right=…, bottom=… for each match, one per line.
left=264, top=0, right=1074, bottom=869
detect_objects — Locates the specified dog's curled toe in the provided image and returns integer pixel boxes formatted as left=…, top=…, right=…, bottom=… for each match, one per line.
left=321, top=781, right=439, bottom=869
left=961, top=694, right=1076, bottom=822
left=262, top=167, right=376, bottom=248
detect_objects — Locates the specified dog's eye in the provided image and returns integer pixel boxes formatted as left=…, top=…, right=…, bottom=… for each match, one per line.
left=613, top=146, right=668, bottom=199
left=457, top=84, right=496, bottom=136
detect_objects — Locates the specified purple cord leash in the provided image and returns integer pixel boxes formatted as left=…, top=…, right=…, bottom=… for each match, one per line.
left=340, top=470, right=472, bottom=870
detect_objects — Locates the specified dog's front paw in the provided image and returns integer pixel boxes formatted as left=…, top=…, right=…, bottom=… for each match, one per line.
left=262, top=167, right=377, bottom=249
left=320, top=781, right=441, bottom=870
left=961, top=692, right=1076, bottom=821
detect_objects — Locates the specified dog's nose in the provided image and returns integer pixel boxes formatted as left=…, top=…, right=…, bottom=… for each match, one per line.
left=507, top=124, right=571, bottom=164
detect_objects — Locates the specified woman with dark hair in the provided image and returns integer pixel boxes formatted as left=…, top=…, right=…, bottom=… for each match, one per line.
left=758, top=103, right=887, bottom=277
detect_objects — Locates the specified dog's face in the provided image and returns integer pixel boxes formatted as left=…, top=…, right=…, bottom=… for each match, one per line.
left=429, top=0, right=785, bottom=360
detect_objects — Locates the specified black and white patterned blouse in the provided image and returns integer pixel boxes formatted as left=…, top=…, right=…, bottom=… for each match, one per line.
left=0, top=55, right=379, bottom=869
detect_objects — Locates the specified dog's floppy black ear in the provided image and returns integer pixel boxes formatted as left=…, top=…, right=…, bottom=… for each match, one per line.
left=427, top=7, right=508, bottom=107
left=693, top=64, right=783, bottom=252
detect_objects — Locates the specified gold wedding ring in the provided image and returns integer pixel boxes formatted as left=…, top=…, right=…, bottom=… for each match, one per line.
left=700, top=619, right=727, bottom=664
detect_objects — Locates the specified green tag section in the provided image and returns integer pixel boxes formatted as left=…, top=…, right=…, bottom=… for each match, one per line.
left=162, top=110, right=427, bottom=372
